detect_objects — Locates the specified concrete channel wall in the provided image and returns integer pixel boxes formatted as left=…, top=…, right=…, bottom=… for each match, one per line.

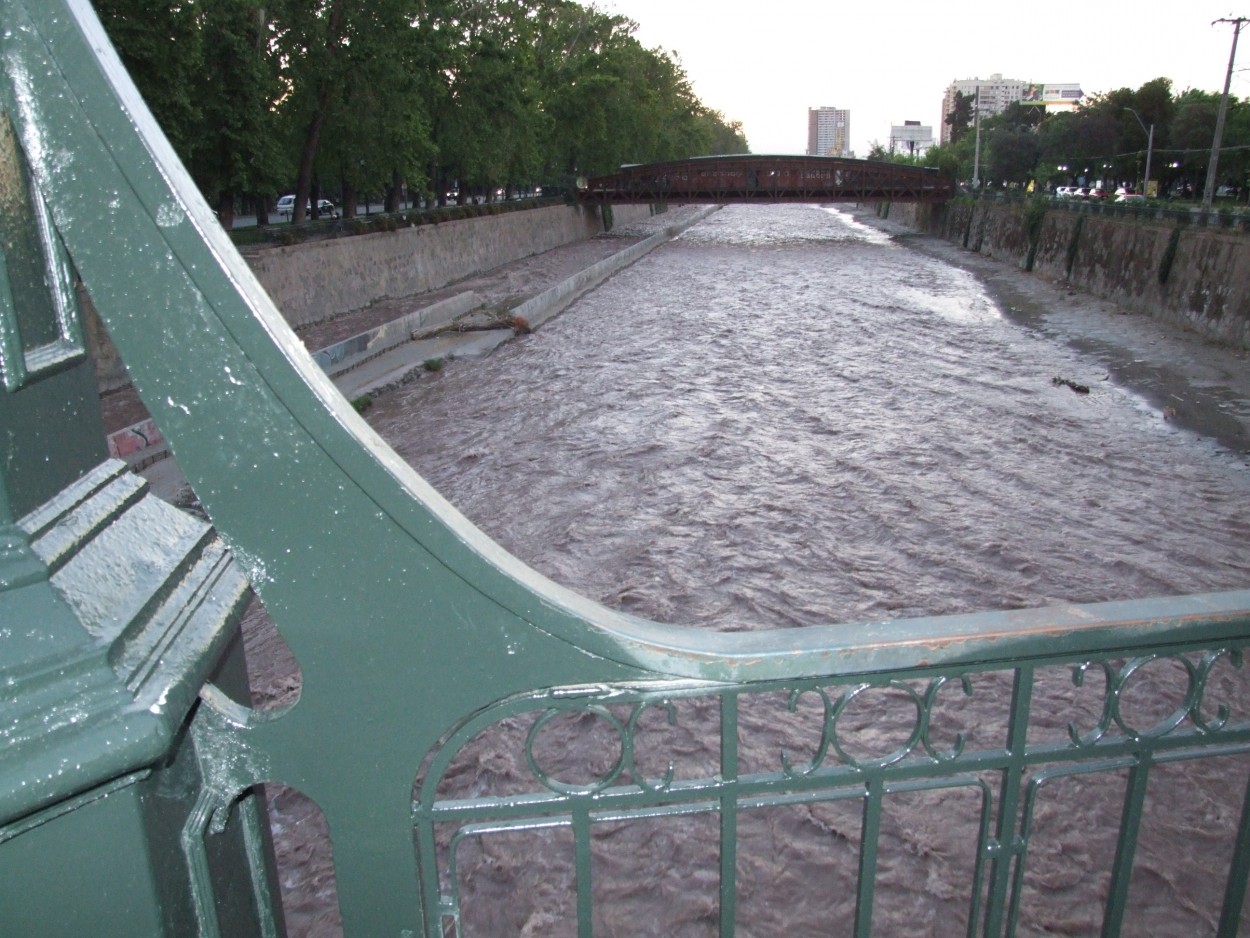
left=87, top=202, right=657, bottom=391
left=891, top=200, right=1250, bottom=350
left=241, top=202, right=655, bottom=330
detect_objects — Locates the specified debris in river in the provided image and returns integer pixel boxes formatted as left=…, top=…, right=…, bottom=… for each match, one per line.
left=1052, top=376, right=1090, bottom=394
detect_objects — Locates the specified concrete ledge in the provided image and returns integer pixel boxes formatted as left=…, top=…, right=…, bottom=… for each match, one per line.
left=513, top=206, right=720, bottom=329
left=121, top=206, right=717, bottom=472
left=314, top=291, right=482, bottom=378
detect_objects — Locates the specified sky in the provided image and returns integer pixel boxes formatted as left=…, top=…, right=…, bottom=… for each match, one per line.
left=602, top=0, right=1249, bottom=157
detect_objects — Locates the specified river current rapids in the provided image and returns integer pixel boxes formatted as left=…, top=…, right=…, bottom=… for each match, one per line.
left=269, top=203, right=1250, bottom=937
left=369, top=204, right=1250, bottom=629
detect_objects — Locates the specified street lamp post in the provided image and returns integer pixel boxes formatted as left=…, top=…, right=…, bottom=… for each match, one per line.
left=1124, top=107, right=1154, bottom=198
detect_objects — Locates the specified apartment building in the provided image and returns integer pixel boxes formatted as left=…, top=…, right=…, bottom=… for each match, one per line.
left=807, top=107, right=851, bottom=157
left=939, top=75, right=1084, bottom=144
left=939, top=74, right=1026, bottom=144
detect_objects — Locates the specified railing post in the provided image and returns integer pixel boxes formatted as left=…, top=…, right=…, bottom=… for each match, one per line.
left=0, top=26, right=279, bottom=934
left=982, top=666, right=1034, bottom=937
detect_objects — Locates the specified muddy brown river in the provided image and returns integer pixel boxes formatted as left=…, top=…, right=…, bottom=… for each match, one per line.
left=368, top=204, right=1250, bottom=628
left=267, top=204, right=1250, bottom=936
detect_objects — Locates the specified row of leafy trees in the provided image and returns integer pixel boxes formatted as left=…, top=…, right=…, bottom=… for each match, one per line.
left=96, top=0, right=748, bottom=226
left=870, top=78, right=1249, bottom=199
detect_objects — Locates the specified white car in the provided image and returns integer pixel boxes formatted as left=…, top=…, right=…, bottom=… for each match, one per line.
left=1055, top=186, right=1077, bottom=199
left=275, top=195, right=339, bottom=219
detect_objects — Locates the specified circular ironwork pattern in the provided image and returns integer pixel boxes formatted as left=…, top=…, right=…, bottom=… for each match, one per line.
left=524, top=699, right=684, bottom=796
left=524, top=705, right=629, bottom=796
left=1067, top=650, right=1244, bottom=747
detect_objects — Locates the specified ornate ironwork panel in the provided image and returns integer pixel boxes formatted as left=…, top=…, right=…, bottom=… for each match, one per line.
left=413, top=644, right=1250, bottom=936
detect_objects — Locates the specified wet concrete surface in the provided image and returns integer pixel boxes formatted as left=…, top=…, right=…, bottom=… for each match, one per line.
left=97, top=209, right=692, bottom=436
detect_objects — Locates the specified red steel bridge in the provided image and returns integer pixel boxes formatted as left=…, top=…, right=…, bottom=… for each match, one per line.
left=579, top=155, right=957, bottom=205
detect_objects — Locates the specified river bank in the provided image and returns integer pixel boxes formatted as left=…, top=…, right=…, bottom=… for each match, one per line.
left=853, top=206, right=1250, bottom=462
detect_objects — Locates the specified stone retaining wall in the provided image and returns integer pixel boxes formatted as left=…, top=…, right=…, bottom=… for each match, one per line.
left=890, top=201, right=1250, bottom=349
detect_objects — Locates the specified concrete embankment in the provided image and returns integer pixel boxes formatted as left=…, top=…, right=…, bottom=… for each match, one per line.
left=241, top=202, right=657, bottom=330
left=889, top=200, right=1250, bottom=350
left=86, top=202, right=658, bottom=393
left=317, top=205, right=720, bottom=398
left=103, top=204, right=717, bottom=497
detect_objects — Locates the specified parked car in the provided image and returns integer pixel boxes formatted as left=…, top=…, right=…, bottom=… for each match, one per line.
left=275, top=194, right=339, bottom=219
left=1115, top=193, right=1146, bottom=204
left=1055, top=186, right=1077, bottom=199
left=1087, top=188, right=1109, bottom=200
left=1071, top=187, right=1089, bottom=199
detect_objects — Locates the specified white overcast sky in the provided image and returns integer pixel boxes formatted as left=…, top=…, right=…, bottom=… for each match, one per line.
left=601, top=0, right=1248, bottom=156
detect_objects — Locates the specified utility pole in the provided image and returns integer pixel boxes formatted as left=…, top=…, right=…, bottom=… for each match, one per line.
left=1203, top=16, right=1248, bottom=212
left=972, top=85, right=982, bottom=188
left=1125, top=107, right=1154, bottom=197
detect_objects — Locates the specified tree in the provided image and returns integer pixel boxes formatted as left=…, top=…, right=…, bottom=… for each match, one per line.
left=984, top=126, right=1039, bottom=186
left=95, top=0, right=754, bottom=220
left=95, top=0, right=203, bottom=159
left=271, top=0, right=354, bottom=223
left=945, top=91, right=974, bottom=144
left=312, top=0, right=437, bottom=216
left=194, top=0, right=287, bottom=227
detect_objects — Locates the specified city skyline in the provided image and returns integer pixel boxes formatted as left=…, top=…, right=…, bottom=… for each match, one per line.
left=604, top=0, right=1245, bottom=157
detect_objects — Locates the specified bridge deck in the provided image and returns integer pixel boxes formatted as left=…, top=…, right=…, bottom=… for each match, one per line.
left=579, top=155, right=956, bottom=205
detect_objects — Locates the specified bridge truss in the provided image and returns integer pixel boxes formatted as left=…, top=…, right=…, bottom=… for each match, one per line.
left=579, top=155, right=957, bottom=205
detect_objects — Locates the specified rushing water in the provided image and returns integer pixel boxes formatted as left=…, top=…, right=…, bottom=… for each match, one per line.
left=368, top=204, right=1250, bottom=630
left=352, top=204, right=1250, bottom=937
left=264, top=204, right=1250, bottom=937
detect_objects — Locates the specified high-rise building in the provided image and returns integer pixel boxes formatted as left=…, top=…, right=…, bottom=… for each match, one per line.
left=939, top=75, right=1083, bottom=144
left=940, top=74, right=1026, bottom=144
left=807, top=107, right=851, bottom=157
left=889, top=120, right=934, bottom=158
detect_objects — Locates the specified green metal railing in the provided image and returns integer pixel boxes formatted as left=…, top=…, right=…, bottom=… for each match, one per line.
left=412, top=627, right=1250, bottom=937
left=2, top=3, right=1249, bottom=936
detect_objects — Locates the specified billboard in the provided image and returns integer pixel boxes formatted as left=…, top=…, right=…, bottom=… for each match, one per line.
left=1021, top=83, right=1084, bottom=107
